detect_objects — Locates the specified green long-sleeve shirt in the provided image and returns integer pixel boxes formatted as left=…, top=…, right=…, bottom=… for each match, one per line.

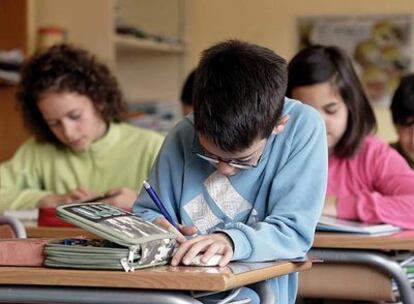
left=0, top=123, right=163, bottom=212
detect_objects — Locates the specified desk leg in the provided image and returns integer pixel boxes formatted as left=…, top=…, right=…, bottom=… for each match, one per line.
left=311, top=249, right=414, bottom=304
left=0, top=286, right=202, bottom=304
left=0, top=215, right=27, bottom=238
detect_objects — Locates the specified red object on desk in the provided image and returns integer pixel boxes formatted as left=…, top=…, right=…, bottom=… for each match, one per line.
left=37, top=207, right=74, bottom=227
left=0, top=239, right=48, bottom=266
left=37, top=204, right=132, bottom=227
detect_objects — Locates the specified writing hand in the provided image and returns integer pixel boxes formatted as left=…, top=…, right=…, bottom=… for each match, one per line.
left=154, top=217, right=197, bottom=243
left=171, top=233, right=234, bottom=267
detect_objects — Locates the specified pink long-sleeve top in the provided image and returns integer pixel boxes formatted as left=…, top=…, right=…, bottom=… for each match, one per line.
left=329, top=136, right=414, bottom=229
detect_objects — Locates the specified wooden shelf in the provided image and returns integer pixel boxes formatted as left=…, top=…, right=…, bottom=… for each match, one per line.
left=114, top=34, right=185, bottom=54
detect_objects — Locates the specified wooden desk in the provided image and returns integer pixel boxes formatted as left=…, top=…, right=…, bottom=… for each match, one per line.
left=0, top=261, right=310, bottom=291
left=23, top=226, right=312, bottom=303
left=299, top=232, right=414, bottom=304
left=0, top=261, right=311, bottom=304
left=27, top=227, right=414, bottom=250
left=26, top=226, right=98, bottom=239
left=313, top=231, right=414, bottom=251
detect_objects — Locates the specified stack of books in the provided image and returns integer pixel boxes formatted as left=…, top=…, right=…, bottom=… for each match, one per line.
left=316, top=215, right=401, bottom=235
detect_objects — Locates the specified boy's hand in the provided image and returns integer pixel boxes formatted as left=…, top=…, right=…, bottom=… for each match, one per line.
left=103, top=187, right=137, bottom=210
left=171, top=233, right=234, bottom=267
left=154, top=217, right=197, bottom=243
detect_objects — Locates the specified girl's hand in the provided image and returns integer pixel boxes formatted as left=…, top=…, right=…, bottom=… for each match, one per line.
left=68, top=186, right=98, bottom=201
left=38, top=186, right=97, bottom=207
left=104, top=187, right=137, bottom=210
left=323, top=195, right=338, bottom=217
left=171, top=233, right=234, bottom=267
left=38, top=193, right=73, bottom=207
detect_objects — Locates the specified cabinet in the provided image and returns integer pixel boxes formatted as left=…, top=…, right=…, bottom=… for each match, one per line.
left=0, top=86, right=30, bottom=163
left=0, top=0, right=30, bottom=162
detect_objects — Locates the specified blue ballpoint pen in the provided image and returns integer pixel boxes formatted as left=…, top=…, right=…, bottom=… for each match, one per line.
left=143, top=181, right=180, bottom=230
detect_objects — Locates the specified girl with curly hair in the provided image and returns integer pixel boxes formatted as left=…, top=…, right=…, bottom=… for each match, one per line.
left=0, top=44, right=163, bottom=212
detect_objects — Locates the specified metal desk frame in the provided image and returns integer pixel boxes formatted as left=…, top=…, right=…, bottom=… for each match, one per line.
left=0, top=282, right=276, bottom=304
left=0, top=215, right=27, bottom=238
left=311, top=248, right=414, bottom=304
left=0, top=286, right=201, bottom=304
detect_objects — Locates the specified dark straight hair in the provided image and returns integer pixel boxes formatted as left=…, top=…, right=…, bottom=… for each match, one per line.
left=287, top=45, right=376, bottom=158
left=390, top=73, right=414, bottom=125
left=193, top=40, right=287, bottom=152
left=180, top=69, right=196, bottom=107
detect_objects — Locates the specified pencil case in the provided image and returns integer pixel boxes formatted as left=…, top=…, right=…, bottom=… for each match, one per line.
left=43, top=203, right=176, bottom=271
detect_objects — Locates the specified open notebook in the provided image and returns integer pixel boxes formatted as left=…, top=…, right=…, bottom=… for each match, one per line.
left=317, top=215, right=401, bottom=235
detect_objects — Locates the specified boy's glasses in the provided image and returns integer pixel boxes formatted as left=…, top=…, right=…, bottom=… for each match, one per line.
left=194, top=152, right=262, bottom=169
left=192, top=136, right=265, bottom=170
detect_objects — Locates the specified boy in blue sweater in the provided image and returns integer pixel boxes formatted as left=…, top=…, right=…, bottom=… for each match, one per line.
left=133, top=40, right=327, bottom=303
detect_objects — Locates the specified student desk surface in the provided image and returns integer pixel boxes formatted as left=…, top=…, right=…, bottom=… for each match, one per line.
left=26, top=226, right=414, bottom=250
left=0, top=261, right=310, bottom=291
left=313, top=230, right=414, bottom=250
left=18, top=226, right=311, bottom=304
left=299, top=231, right=414, bottom=304
left=0, top=260, right=311, bottom=304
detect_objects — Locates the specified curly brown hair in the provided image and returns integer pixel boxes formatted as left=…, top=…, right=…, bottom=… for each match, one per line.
left=16, top=44, right=126, bottom=147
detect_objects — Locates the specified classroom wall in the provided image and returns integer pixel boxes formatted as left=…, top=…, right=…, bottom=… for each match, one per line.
left=33, top=0, right=113, bottom=64
left=33, top=0, right=186, bottom=103
left=186, top=0, right=414, bottom=142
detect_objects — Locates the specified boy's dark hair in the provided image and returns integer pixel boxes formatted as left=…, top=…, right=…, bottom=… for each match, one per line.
left=16, top=44, right=126, bottom=147
left=180, top=69, right=196, bottom=107
left=193, top=40, right=287, bottom=152
left=286, top=45, right=376, bottom=158
left=390, top=74, right=414, bottom=126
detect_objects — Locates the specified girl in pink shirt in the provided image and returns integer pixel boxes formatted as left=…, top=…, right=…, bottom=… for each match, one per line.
left=286, top=45, right=414, bottom=229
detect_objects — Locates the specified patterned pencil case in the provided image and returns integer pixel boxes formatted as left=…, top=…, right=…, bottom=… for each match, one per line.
left=44, top=203, right=176, bottom=272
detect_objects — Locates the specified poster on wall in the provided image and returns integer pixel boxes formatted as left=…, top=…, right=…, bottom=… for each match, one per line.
left=297, top=14, right=412, bottom=107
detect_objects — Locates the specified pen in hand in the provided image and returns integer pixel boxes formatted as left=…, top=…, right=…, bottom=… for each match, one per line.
left=143, top=181, right=180, bottom=231
left=143, top=181, right=223, bottom=266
